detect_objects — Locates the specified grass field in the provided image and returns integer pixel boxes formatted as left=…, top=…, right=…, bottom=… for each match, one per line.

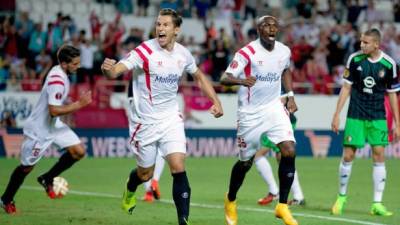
left=0, top=157, right=399, bottom=225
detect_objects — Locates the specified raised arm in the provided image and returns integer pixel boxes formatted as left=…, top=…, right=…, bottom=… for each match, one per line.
left=101, top=58, right=130, bottom=79
left=192, top=69, right=223, bottom=118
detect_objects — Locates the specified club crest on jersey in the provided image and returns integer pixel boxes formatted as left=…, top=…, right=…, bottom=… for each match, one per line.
left=258, top=60, right=263, bottom=65
left=343, top=68, right=350, bottom=78
left=346, top=135, right=352, bottom=142
left=158, top=61, right=163, bottom=66
left=55, top=92, right=63, bottom=100
left=378, top=69, right=385, bottom=78
left=230, top=60, right=238, bottom=69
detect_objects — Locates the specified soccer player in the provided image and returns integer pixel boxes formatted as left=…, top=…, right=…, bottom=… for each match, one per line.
left=331, top=28, right=400, bottom=216
left=101, top=8, right=223, bottom=225
left=256, top=111, right=305, bottom=206
left=0, top=45, right=92, bottom=214
left=221, top=15, right=298, bottom=225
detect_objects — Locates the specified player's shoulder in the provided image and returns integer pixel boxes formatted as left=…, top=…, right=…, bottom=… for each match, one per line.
left=380, top=51, right=396, bottom=69
left=275, top=41, right=291, bottom=54
left=348, top=51, right=367, bottom=63
left=47, top=65, right=67, bottom=81
left=135, top=39, right=156, bottom=55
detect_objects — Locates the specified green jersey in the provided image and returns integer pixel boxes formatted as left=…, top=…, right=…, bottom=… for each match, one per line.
left=344, top=51, right=399, bottom=120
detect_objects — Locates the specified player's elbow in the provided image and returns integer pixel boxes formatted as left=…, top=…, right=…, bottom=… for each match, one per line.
left=220, top=74, right=229, bottom=85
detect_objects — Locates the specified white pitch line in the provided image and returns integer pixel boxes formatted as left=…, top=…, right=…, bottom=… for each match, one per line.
left=22, top=186, right=387, bottom=225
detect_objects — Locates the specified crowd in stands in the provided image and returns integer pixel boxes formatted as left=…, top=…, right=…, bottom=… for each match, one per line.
left=1, top=0, right=400, bottom=97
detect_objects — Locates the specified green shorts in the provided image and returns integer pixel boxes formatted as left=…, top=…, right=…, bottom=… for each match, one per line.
left=260, top=118, right=297, bottom=153
left=343, top=118, right=388, bottom=148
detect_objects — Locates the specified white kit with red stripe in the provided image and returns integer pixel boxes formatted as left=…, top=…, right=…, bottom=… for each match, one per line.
left=225, top=39, right=291, bottom=124
left=120, top=39, right=198, bottom=125
left=23, top=65, right=73, bottom=141
left=225, top=39, right=295, bottom=160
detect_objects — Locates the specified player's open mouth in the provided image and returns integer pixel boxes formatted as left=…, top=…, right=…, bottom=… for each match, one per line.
left=268, top=35, right=275, bottom=40
left=158, top=33, right=167, bottom=42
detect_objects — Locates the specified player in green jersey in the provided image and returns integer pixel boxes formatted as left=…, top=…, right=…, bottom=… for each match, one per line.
left=331, top=28, right=400, bottom=216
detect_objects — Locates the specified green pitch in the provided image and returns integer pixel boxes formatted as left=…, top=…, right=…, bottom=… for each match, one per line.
left=0, top=157, right=399, bottom=225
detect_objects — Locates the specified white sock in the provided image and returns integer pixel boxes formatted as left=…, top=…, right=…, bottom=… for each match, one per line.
left=373, top=162, right=386, bottom=202
left=143, top=180, right=151, bottom=192
left=254, top=157, right=279, bottom=195
left=291, top=171, right=304, bottom=200
left=153, top=153, right=165, bottom=181
left=338, top=160, right=353, bottom=195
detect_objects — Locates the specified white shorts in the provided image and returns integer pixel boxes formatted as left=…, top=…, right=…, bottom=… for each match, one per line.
left=237, top=102, right=295, bottom=161
left=20, top=128, right=81, bottom=166
left=129, top=113, right=186, bottom=168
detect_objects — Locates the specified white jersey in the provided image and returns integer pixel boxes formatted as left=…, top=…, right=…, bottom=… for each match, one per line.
left=23, top=65, right=70, bottom=141
left=225, top=39, right=291, bottom=123
left=120, top=39, right=198, bottom=124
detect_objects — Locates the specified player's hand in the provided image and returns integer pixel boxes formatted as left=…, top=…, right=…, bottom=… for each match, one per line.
left=101, top=58, right=116, bottom=74
left=209, top=103, right=223, bottom=118
left=331, top=113, right=340, bottom=134
left=240, top=76, right=256, bottom=87
left=78, top=91, right=92, bottom=108
left=286, top=97, right=297, bottom=113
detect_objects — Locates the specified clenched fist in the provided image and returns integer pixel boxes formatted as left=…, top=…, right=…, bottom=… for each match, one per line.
left=101, top=58, right=116, bottom=77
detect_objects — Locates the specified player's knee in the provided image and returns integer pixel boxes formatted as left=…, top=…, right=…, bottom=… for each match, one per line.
left=137, top=168, right=154, bottom=181
left=237, top=158, right=253, bottom=172
left=19, top=164, right=34, bottom=174
left=279, top=141, right=296, bottom=158
left=68, top=145, right=86, bottom=159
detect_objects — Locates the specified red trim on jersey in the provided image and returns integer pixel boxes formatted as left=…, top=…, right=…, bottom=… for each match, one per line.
left=48, top=81, right=65, bottom=86
left=50, top=75, right=63, bottom=79
left=140, top=43, right=153, bottom=55
left=129, top=123, right=142, bottom=145
left=238, top=49, right=252, bottom=103
left=246, top=45, right=256, bottom=54
left=134, top=48, right=153, bottom=104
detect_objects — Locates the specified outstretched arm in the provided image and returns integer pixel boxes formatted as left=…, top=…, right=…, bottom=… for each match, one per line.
left=192, top=69, right=223, bottom=118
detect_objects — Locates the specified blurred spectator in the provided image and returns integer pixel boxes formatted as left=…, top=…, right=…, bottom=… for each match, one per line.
left=114, top=0, right=134, bottom=14
left=28, top=23, right=46, bottom=60
left=216, top=0, right=235, bottom=19
left=388, top=34, right=400, bottom=65
left=179, top=0, right=194, bottom=17
left=244, top=0, right=257, bottom=20
left=346, top=0, right=367, bottom=26
left=79, top=38, right=98, bottom=84
left=90, top=11, right=102, bottom=38
left=210, top=39, right=229, bottom=81
left=195, top=0, right=211, bottom=20
left=61, top=15, right=78, bottom=41
left=3, top=17, right=19, bottom=58
left=296, top=0, right=315, bottom=19
left=6, top=70, right=22, bottom=92
left=291, top=36, right=313, bottom=69
left=246, top=20, right=258, bottom=41
left=394, top=1, right=400, bottom=22
left=46, top=22, right=63, bottom=58
left=161, top=0, right=179, bottom=10
left=137, top=0, right=150, bottom=16
left=15, top=12, right=33, bottom=58
left=34, top=49, right=52, bottom=80
left=124, top=28, right=143, bottom=47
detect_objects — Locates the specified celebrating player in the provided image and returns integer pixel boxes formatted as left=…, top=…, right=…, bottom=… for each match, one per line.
left=221, top=15, right=298, bottom=225
left=101, top=8, right=223, bottom=225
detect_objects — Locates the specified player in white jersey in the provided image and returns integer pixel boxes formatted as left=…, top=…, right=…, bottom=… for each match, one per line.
left=101, top=9, right=223, bottom=225
left=221, top=16, right=298, bottom=225
left=0, top=45, right=92, bottom=214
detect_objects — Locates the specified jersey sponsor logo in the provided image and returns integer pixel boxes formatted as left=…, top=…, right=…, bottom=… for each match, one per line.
left=154, top=74, right=179, bottom=84
left=55, top=92, right=63, bottom=100
left=357, top=66, right=362, bottom=71
left=346, top=135, right=352, bottom=142
left=229, top=60, right=238, bottom=69
left=255, top=73, right=279, bottom=83
left=363, top=76, right=375, bottom=94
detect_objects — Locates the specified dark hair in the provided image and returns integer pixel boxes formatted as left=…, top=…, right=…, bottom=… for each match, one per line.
left=57, top=45, right=80, bottom=63
left=159, top=8, right=182, bottom=27
left=364, top=28, right=381, bottom=42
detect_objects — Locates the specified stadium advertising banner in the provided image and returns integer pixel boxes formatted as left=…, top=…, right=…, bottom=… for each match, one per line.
left=1, top=128, right=400, bottom=159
